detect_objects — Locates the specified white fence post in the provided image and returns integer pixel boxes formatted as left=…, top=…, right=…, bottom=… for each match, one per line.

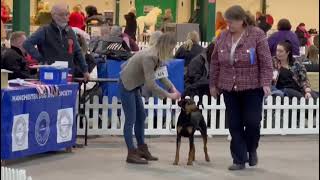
left=266, top=96, right=273, bottom=131
left=292, top=97, right=298, bottom=129
left=166, top=98, right=173, bottom=132
left=275, top=96, right=281, bottom=133
left=219, top=95, right=226, bottom=131
left=307, top=98, right=314, bottom=129
left=146, top=97, right=155, bottom=130
left=282, top=97, right=290, bottom=135
left=1, top=167, right=32, bottom=180
left=300, top=98, right=306, bottom=129
left=157, top=98, right=164, bottom=130
left=111, top=97, right=119, bottom=130
left=202, top=95, right=209, bottom=125
left=209, top=96, right=217, bottom=130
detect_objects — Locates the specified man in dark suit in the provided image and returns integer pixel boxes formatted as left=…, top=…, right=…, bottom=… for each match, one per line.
left=1, top=31, right=34, bottom=80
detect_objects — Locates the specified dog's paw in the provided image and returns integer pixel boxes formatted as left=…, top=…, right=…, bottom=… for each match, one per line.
left=173, top=161, right=178, bottom=165
left=205, top=157, right=210, bottom=162
left=187, top=161, right=193, bottom=166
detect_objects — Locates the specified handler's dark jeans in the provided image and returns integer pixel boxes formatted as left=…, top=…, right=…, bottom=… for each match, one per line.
left=222, top=88, right=264, bottom=164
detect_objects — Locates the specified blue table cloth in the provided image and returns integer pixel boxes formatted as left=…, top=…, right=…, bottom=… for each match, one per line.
left=97, top=58, right=184, bottom=101
left=1, top=83, right=78, bottom=160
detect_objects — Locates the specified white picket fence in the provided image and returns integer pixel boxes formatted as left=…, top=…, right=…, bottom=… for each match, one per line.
left=137, top=41, right=210, bottom=55
left=77, top=95, right=319, bottom=136
left=1, top=167, right=32, bottom=180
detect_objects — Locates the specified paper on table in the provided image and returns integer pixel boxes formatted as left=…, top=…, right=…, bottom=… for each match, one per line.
left=51, top=61, right=69, bottom=68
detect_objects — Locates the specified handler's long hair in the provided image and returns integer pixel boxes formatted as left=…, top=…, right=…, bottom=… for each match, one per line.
left=155, top=32, right=177, bottom=62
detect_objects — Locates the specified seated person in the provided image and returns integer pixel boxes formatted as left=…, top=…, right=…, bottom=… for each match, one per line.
left=94, top=26, right=131, bottom=53
left=1, top=31, right=35, bottom=80
left=121, top=32, right=139, bottom=52
left=85, top=5, right=105, bottom=26
left=73, top=33, right=96, bottom=78
left=314, top=34, right=319, bottom=48
left=305, top=34, right=319, bottom=72
left=307, top=45, right=319, bottom=64
left=272, top=41, right=318, bottom=99
left=175, top=31, right=204, bottom=67
left=183, top=42, right=215, bottom=98
left=89, top=24, right=110, bottom=53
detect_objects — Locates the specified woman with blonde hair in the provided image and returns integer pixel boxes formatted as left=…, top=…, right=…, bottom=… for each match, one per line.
left=148, top=31, right=162, bottom=46
left=119, top=33, right=181, bottom=164
left=141, top=31, right=164, bottom=99
left=175, top=31, right=204, bottom=67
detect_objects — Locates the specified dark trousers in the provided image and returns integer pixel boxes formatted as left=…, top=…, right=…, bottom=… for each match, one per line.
left=222, top=88, right=264, bottom=164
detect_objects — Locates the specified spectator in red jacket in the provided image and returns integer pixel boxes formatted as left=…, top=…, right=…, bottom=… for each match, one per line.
left=77, top=4, right=86, bottom=20
left=295, top=23, right=311, bottom=47
left=69, top=5, right=85, bottom=30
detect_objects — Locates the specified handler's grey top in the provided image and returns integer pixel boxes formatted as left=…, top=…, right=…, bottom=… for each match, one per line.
left=120, top=47, right=173, bottom=99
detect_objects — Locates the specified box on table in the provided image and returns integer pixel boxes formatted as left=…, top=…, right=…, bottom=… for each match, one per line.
left=1, top=69, right=12, bottom=89
left=39, top=67, right=69, bottom=84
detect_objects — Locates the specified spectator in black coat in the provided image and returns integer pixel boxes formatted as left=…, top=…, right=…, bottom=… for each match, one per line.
left=124, top=7, right=137, bottom=41
left=183, top=42, right=215, bottom=98
left=175, top=31, right=204, bottom=67
left=1, top=31, right=34, bottom=79
left=85, top=5, right=105, bottom=26
left=295, top=23, right=311, bottom=47
left=256, top=14, right=272, bottom=34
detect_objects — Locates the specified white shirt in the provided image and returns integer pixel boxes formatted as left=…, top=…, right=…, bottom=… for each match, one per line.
left=230, top=32, right=244, bottom=65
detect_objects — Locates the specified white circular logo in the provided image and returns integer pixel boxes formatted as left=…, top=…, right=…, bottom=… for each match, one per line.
left=58, top=110, right=72, bottom=138
left=35, top=111, right=50, bottom=146
left=13, top=117, right=27, bottom=146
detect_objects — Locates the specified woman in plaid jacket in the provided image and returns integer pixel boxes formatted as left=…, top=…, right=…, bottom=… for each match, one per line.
left=209, top=5, right=273, bottom=170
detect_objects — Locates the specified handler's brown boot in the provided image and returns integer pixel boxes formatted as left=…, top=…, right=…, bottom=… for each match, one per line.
left=137, top=144, right=159, bottom=161
left=126, top=149, right=148, bottom=164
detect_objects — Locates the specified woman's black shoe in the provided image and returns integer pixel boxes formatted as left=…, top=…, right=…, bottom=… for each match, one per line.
left=249, top=151, right=258, bottom=166
left=228, top=164, right=246, bottom=171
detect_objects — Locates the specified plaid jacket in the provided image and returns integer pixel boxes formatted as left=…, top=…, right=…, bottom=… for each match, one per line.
left=209, top=26, right=273, bottom=91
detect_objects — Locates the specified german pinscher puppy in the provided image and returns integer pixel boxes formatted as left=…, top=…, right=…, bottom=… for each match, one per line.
left=173, top=98, right=210, bottom=165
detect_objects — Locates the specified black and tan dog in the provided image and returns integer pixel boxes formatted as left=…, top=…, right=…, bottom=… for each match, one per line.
left=173, top=98, right=210, bottom=165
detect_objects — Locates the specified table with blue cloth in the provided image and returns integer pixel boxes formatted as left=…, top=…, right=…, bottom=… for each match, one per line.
left=97, top=58, right=185, bottom=101
left=1, top=83, right=78, bottom=161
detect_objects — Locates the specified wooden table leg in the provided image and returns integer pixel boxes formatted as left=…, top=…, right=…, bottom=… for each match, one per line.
left=1, top=160, right=6, bottom=166
left=65, top=147, right=73, bottom=153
